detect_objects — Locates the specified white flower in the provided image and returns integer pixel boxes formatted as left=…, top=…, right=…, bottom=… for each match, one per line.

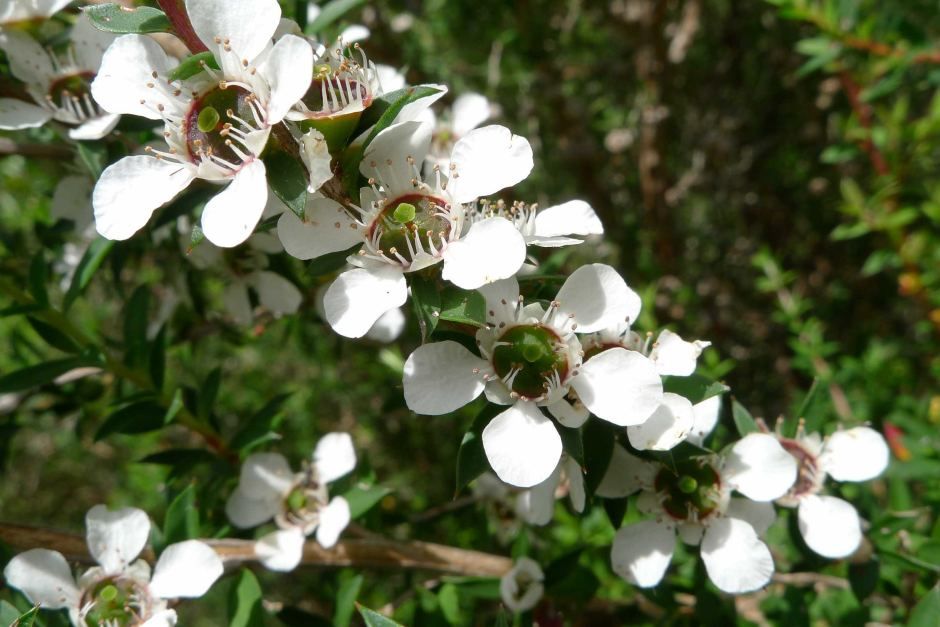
left=471, top=198, right=603, bottom=248
left=774, top=425, right=889, bottom=558
left=0, top=12, right=119, bottom=139
left=422, top=92, right=494, bottom=169
left=499, top=557, right=544, bottom=613
left=225, top=433, right=357, bottom=571
left=516, top=454, right=584, bottom=526
left=90, top=0, right=314, bottom=247
left=1, top=0, right=72, bottom=26
left=403, top=265, right=664, bottom=487
left=2, top=504, right=223, bottom=626
left=607, top=433, right=797, bottom=594
left=281, top=118, right=533, bottom=337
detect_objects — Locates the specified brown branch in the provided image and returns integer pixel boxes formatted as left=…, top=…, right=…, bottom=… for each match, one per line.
left=0, top=138, right=72, bottom=159
left=837, top=71, right=889, bottom=176
left=0, top=522, right=512, bottom=578
left=772, top=571, right=850, bottom=589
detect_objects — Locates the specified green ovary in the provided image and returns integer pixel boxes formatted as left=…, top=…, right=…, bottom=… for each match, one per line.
left=654, top=459, right=721, bottom=521
left=372, top=194, right=451, bottom=262
left=491, top=325, right=568, bottom=400
left=184, top=85, right=255, bottom=165
left=83, top=579, right=144, bottom=627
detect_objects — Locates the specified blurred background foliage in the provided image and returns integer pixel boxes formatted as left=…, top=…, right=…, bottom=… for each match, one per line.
left=2, top=0, right=940, bottom=624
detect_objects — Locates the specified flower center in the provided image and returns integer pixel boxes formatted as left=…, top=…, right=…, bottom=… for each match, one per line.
left=81, top=577, right=149, bottom=627
left=48, top=71, right=95, bottom=104
left=777, top=439, right=821, bottom=506
left=654, top=459, right=721, bottom=521
left=369, top=193, right=452, bottom=264
left=184, top=85, right=256, bottom=165
left=492, top=325, right=568, bottom=400
left=302, top=75, right=371, bottom=118
left=278, top=475, right=329, bottom=532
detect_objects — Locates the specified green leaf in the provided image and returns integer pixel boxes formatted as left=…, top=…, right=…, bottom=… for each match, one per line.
left=557, top=425, right=583, bottom=465
left=167, top=51, right=219, bottom=82
left=409, top=274, right=441, bottom=339
left=28, top=253, right=49, bottom=307
left=307, top=0, right=365, bottom=33
left=124, top=285, right=151, bottom=367
left=582, top=419, right=616, bottom=496
left=437, top=583, right=460, bottom=625
left=0, top=356, right=100, bottom=394
left=228, top=568, right=265, bottom=627
left=0, top=602, right=21, bottom=627
left=64, top=237, right=115, bottom=311
left=439, top=287, right=486, bottom=327
left=455, top=404, right=501, bottom=494
left=140, top=447, right=216, bottom=468
left=229, top=393, right=290, bottom=453
left=343, top=485, right=392, bottom=519
left=908, top=584, right=940, bottom=626
left=9, top=605, right=39, bottom=627
left=356, top=606, right=404, bottom=627
left=308, top=244, right=361, bottom=277
left=26, top=317, right=81, bottom=353
left=95, top=400, right=166, bottom=440
left=731, top=398, right=759, bottom=436
left=77, top=141, right=107, bottom=178
left=163, top=483, right=199, bottom=544
left=85, top=3, right=172, bottom=34
left=198, top=367, right=222, bottom=420
left=149, top=324, right=167, bottom=390
left=334, top=574, right=364, bottom=627
left=848, top=559, right=879, bottom=601
left=603, top=497, right=628, bottom=527
left=662, top=374, right=728, bottom=404
left=264, top=149, right=308, bottom=219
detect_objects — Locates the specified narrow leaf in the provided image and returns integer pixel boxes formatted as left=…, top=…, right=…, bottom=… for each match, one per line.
left=95, top=400, right=166, bottom=440
left=64, top=237, right=115, bottom=311
left=357, top=606, right=404, bottom=627
left=333, top=574, right=364, bottom=627
left=343, top=485, right=392, bottom=519
left=0, top=357, right=100, bottom=394
left=163, top=483, right=199, bottom=544
left=228, top=568, right=265, bottom=627
left=731, top=398, right=759, bottom=436
left=85, top=4, right=172, bottom=34
left=307, top=0, right=365, bottom=33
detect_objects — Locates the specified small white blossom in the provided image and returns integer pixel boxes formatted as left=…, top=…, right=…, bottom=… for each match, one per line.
left=499, top=557, right=544, bottom=613
left=3, top=505, right=223, bottom=626
left=0, top=0, right=72, bottom=26
left=225, top=433, right=356, bottom=571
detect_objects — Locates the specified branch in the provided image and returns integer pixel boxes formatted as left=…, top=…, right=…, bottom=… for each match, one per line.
left=0, top=138, right=72, bottom=159
left=0, top=523, right=512, bottom=578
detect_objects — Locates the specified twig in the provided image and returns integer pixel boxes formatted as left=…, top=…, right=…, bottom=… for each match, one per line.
left=837, top=71, right=889, bottom=176
left=155, top=0, right=208, bottom=54
left=0, top=138, right=72, bottom=159
left=772, top=571, right=850, bottom=589
left=0, top=522, right=512, bottom=577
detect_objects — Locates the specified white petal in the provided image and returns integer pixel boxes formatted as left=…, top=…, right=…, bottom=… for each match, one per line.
left=611, top=520, right=675, bottom=588
left=375, top=64, right=406, bottom=93
left=564, top=455, right=586, bottom=512
left=723, top=433, right=797, bottom=501
left=258, top=34, right=312, bottom=124
left=555, top=264, right=642, bottom=332
left=340, top=24, right=370, bottom=43
left=798, top=495, right=862, bottom=558
left=68, top=113, right=121, bottom=141
left=477, top=276, right=521, bottom=325
left=649, top=329, right=710, bottom=376
left=237, top=452, right=294, bottom=498
left=361, top=120, right=432, bottom=190
left=532, top=200, right=603, bottom=240
left=85, top=504, right=151, bottom=574
left=571, top=348, right=663, bottom=426
left=324, top=266, right=408, bottom=338
left=822, top=426, right=889, bottom=482
left=701, top=518, right=774, bottom=594
left=482, top=401, right=562, bottom=488
left=687, top=395, right=722, bottom=446
left=94, top=155, right=195, bottom=240
left=726, top=498, right=776, bottom=536
left=250, top=271, right=301, bottom=316
left=51, top=175, right=93, bottom=227
left=546, top=397, right=589, bottom=428
left=299, top=128, right=334, bottom=192
left=451, top=92, right=491, bottom=137
left=224, top=486, right=280, bottom=528
left=450, top=125, right=533, bottom=203
left=1, top=0, right=71, bottom=23
left=442, top=217, right=526, bottom=289
left=149, top=540, right=224, bottom=599
left=140, top=609, right=178, bottom=627
left=0, top=30, right=54, bottom=84
left=499, top=557, right=544, bottom=613
left=596, top=444, right=655, bottom=498
left=201, top=160, right=268, bottom=248
left=91, top=34, right=178, bottom=119
left=392, top=83, right=447, bottom=127
left=185, top=0, right=281, bottom=62
left=315, top=496, right=351, bottom=548
left=403, top=341, right=487, bottom=415
left=516, top=465, right=560, bottom=526
left=313, top=432, right=356, bottom=483
left=222, top=282, right=253, bottom=326
left=365, top=307, right=406, bottom=343
left=0, top=97, right=51, bottom=129
left=255, top=528, right=305, bottom=572
left=627, top=392, right=694, bottom=450
left=277, top=199, right=360, bottom=260
left=70, top=11, right=116, bottom=70
left=2, top=549, right=79, bottom=609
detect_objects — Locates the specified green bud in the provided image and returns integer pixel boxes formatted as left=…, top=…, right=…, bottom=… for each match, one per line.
left=678, top=476, right=698, bottom=494
left=392, top=202, right=417, bottom=224
left=197, top=106, right=220, bottom=133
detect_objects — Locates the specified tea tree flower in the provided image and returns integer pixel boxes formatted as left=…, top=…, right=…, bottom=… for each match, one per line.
left=3, top=504, right=223, bottom=626
left=280, top=119, right=533, bottom=337
left=90, top=0, right=313, bottom=247
left=774, top=424, right=889, bottom=558
left=607, top=433, right=797, bottom=593
left=225, top=433, right=356, bottom=571
left=473, top=198, right=604, bottom=248
left=404, top=265, right=664, bottom=487
left=0, top=0, right=72, bottom=27
left=422, top=92, right=493, bottom=169
left=500, top=557, right=544, bottom=613
left=516, top=454, right=585, bottom=526
left=0, top=13, right=118, bottom=138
